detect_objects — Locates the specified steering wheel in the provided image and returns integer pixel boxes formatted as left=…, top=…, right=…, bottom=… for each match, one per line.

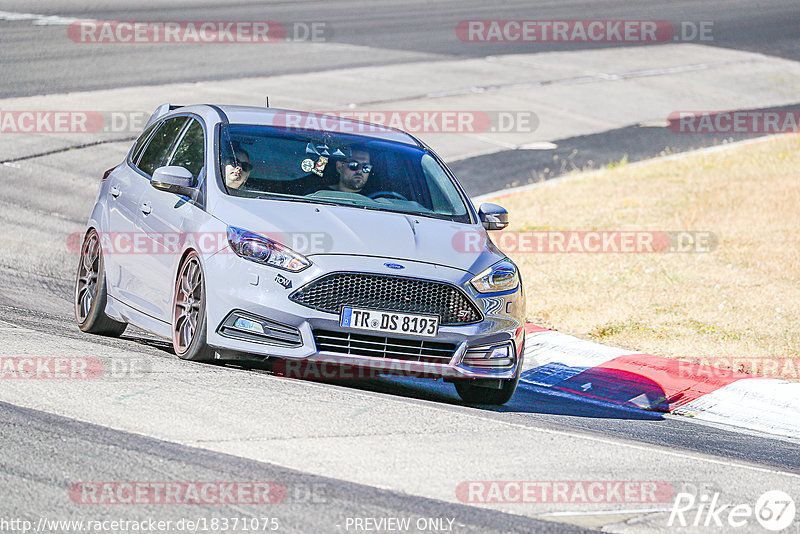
left=368, top=190, right=408, bottom=201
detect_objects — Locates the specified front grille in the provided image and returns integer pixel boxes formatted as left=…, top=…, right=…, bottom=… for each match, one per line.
left=313, top=329, right=457, bottom=364
left=290, top=273, right=482, bottom=325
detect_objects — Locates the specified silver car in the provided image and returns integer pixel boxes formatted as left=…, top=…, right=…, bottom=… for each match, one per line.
left=74, top=104, right=526, bottom=404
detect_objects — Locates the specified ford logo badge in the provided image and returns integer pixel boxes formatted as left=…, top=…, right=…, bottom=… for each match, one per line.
left=384, top=263, right=405, bottom=270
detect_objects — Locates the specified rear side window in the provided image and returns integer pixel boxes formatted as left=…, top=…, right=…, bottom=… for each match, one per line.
left=136, top=117, right=189, bottom=176
left=169, top=119, right=205, bottom=179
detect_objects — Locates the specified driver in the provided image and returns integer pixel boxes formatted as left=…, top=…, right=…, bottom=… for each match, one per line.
left=224, top=148, right=252, bottom=190
left=331, top=146, right=372, bottom=193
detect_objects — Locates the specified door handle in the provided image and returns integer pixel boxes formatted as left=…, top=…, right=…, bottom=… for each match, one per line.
left=110, top=185, right=121, bottom=198
left=140, top=202, right=152, bottom=215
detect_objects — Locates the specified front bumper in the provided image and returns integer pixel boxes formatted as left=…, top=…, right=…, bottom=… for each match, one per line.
left=203, top=253, right=526, bottom=380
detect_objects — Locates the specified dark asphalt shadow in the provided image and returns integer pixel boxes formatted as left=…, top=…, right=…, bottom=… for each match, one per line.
left=232, top=361, right=800, bottom=473
left=231, top=358, right=665, bottom=421
left=120, top=332, right=174, bottom=353
left=498, top=384, right=664, bottom=421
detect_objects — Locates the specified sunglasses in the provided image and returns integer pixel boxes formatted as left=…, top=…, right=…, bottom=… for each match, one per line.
left=346, top=160, right=372, bottom=174
left=226, top=159, right=253, bottom=172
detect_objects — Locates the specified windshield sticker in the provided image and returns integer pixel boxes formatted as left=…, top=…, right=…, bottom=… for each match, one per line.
left=305, top=141, right=347, bottom=158
left=301, top=158, right=315, bottom=173
left=308, top=143, right=330, bottom=156
left=312, top=156, right=328, bottom=176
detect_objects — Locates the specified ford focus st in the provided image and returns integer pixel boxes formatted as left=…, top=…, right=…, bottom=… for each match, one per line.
left=74, top=103, right=526, bottom=404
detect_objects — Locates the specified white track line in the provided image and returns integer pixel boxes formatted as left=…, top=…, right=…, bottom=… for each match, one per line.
left=0, top=10, right=84, bottom=26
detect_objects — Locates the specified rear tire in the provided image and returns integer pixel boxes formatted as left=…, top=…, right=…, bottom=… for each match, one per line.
left=172, top=251, right=214, bottom=362
left=455, top=342, right=524, bottom=405
left=74, top=229, right=127, bottom=337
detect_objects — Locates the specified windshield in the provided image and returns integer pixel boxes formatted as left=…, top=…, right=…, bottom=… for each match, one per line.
left=218, top=124, right=471, bottom=223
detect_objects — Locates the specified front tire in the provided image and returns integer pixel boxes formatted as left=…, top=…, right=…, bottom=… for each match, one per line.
left=172, top=251, right=214, bottom=361
left=74, top=229, right=127, bottom=336
left=455, top=343, right=524, bottom=405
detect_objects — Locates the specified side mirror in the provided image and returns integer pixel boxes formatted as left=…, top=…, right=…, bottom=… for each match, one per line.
left=478, top=203, right=509, bottom=231
left=151, top=166, right=196, bottom=198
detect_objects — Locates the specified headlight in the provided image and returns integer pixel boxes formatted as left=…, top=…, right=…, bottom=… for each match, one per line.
left=470, top=260, right=519, bottom=293
left=227, top=226, right=311, bottom=272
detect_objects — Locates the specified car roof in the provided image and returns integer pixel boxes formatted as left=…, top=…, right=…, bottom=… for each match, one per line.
left=178, top=104, right=420, bottom=146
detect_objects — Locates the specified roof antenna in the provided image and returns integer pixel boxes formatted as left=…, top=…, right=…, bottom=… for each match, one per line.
left=265, top=96, right=269, bottom=108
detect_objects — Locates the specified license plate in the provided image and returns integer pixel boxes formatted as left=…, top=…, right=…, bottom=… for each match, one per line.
left=340, top=307, right=439, bottom=337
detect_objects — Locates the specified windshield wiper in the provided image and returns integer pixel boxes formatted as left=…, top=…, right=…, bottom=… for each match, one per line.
left=251, top=194, right=459, bottom=222
left=254, top=194, right=343, bottom=208
left=359, top=205, right=458, bottom=222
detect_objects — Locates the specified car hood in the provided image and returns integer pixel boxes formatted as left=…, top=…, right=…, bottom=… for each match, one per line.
left=213, top=198, right=503, bottom=275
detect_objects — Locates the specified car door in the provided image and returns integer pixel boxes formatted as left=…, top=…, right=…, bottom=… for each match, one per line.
left=103, top=123, right=158, bottom=305
left=120, top=115, right=190, bottom=319
left=134, top=117, right=207, bottom=322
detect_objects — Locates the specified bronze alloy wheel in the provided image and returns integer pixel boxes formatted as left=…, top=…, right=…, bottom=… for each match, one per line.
left=172, top=251, right=213, bottom=361
left=74, top=229, right=126, bottom=336
left=75, top=231, right=100, bottom=323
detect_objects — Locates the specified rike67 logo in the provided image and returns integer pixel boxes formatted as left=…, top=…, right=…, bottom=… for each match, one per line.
left=669, top=490, right=796, bottom=531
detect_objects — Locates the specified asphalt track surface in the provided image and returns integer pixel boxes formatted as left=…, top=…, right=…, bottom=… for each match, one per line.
left=4, top=1, right=800, bottom=194
left=2, top=0, right=800, bottom=97
left=2, top=2, right=800, bottom=533
left=1, top=401, right=582, bottom=533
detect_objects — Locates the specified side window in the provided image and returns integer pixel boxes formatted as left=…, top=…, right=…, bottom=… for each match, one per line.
left=136, top=117, right=189, bottom=176
left=420, top=154, right=466, bottom=216
left=169, top=119, right=205, bottom=179
left=130, top=124, right=157, bottom=164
